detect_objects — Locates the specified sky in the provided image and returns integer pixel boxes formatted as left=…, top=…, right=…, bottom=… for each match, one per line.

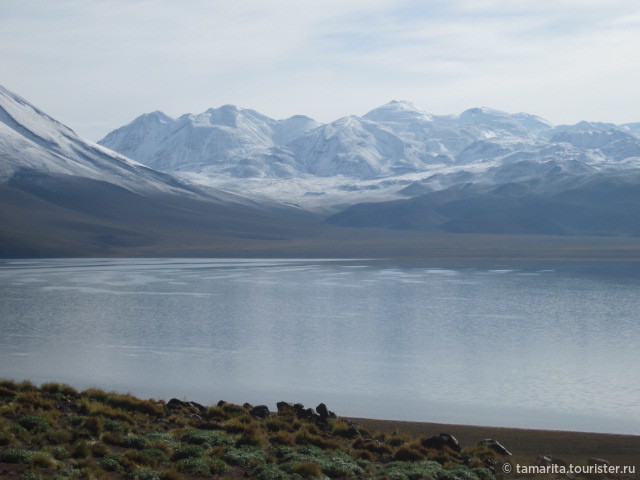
left=2, top=0, right=640, bottom=141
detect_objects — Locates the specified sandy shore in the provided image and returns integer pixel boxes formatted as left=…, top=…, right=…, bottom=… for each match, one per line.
left=347, top=417, right=640, bottom=469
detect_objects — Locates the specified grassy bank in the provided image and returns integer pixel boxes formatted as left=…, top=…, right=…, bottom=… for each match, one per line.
left=0, top=380, right=636, bottom=479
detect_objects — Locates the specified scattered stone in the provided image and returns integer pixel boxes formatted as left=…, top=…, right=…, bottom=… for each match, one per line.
left=189, top=401, right=206, bottom=413
left=167, top=398, right=189, bottom=408
left=478, top=438, right=512, bottom=456
left=304, top=407, right=320, bottom=420
left=316, top=403, right=329, bottom=418
left=276, top=401, right=294, bottom=413
left=422, top=433, right=461, bottom=452
left=250, top=405, right=270, bottom=419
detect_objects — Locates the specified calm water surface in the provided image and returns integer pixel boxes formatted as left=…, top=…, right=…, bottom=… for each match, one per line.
left=0, top=258, right=638, bottom=434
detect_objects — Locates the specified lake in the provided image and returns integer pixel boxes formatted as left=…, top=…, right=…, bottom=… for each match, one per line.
left=0, top=258, right=638, bottom=434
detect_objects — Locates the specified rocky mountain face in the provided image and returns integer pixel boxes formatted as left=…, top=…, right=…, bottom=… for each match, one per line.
left=0, top=85, right=200, bottom=196
left=4, top=82, right=640, bottom=251
left=0, top=85, right=330, bottom=257
left=99, top=100, right=640, bottom=182
left=98, top=101, right=640, bottom=212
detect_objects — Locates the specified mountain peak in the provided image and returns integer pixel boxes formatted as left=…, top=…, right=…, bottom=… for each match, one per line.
left=139, top=111, right=173, bottom=123
left=460, top=107, right=508, bottom=119
left=363, top=100, right=433, bottom=123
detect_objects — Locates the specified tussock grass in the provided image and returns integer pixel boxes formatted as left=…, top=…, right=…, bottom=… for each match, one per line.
left=0, top=380, right=523, bottom=480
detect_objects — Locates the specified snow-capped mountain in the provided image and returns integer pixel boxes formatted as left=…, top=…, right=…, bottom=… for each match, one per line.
left=0, top=84, right=334, bottom=257
left=0, top=85, right=200, bottom=196
left=4, top=83, right=640, bottom=254
left=99, top=104, right=319, bottom=179
left=99, top=99, right=640, bottom=212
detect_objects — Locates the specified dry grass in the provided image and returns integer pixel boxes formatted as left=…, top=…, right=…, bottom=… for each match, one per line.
left=0, top=380, right=637, bottom=480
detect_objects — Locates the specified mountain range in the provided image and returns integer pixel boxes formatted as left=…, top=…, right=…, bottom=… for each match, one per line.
left=2, top=83, right=640, bottom=258
left=98, top=98, right=640, bottom=236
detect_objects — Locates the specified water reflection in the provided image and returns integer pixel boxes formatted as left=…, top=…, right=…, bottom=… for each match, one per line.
left=0, top=258, right=638, bottom=434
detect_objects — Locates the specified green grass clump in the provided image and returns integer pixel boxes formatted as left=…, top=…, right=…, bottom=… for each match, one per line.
left=47, top=445, right=71, bottom=460
left=31, top=450, right=57, bottom=468
left=121, top=434, right=149, bottom=449
left=175, top=457, right=227, bottom=475
left=52, top=464, right=81, bottom=479
left=171, top=444, right=205, bottom=460
left=102, top=417, right=125, bottom=432
left=19, top=473, right=43, bottom=480
left=180, top=429, right=232, bottom=447
left=175, top=457, right=212, bottom=474
left=19, top=414, right=50, bottom=432
left=99, top=454, right=125, bottom=472
left=68, top=415, right=87, bottom=427
left=279, top=445, right=364, bottom=478
left=252, top=463, right=296, bottom=480
left=0, top=448, right=33, bottom=463
left=223, top=445, right=267, bottom=467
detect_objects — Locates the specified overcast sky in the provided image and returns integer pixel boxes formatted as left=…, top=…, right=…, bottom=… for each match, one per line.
left=2, top=0, right=640, bottom=141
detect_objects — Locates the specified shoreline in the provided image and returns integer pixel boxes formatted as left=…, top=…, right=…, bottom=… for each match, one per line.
left=347, top=417, right=640, bottom=463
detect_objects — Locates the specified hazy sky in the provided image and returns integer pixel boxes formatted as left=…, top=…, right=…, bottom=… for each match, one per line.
left=2, top=0, right=640, bottom=141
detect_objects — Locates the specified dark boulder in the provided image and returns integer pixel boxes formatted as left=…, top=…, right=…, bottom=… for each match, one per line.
left=276, top=401, right=294, bottom=413
left=422, top=433, right=461, bottom=452
left=167, top=398, right=189, bottom=408
left=250, top=405, right=270, bottom=419
left=316, top=403, right=330, bottom=418
left=217, top=400, right=227, bottom=407
left=189, top=401, right=206, bottom=413
left=478, top=438, right=512, bottom=456
left=304, top=407, right=319, bottom=421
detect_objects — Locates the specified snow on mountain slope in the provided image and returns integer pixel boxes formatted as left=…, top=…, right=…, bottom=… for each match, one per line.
left=458, top=107, right=552, bottom=137
left=99, top=105, right=319, bottom=178
left=0, top=85, right=194, bottom=195
left=98, top=99, right=640, bottom=211
left=288, top=115, right=439, bottom=178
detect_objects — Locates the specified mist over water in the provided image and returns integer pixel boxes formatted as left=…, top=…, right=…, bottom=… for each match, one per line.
left=1, top=258, right=638, bottom=434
